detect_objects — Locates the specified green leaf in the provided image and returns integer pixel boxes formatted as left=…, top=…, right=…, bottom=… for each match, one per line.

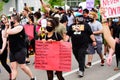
left=0, top=1, right=4, bottom=12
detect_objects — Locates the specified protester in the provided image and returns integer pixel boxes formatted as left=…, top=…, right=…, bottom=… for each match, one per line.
left=86, top=11, right=104, bottom=68
left=6, top=14, right=36, bottom=80
left=0, top=15, right=12, bottom=80
left=42, top=17, right=65, bottom=80
left=66, top=14, right=96, bottom=77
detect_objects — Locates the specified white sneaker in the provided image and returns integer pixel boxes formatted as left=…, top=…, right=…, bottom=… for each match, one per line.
left=79, top=71, right=84, bottom=77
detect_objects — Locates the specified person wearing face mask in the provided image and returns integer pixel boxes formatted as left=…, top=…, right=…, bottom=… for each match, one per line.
left=66, top=14, right=96, bottom=77
left=85, top=12, right=105, bottom=68
left=6, top=14, right=36, bottom=80
left=42, top=17, right=64, bottom=80
left=0, top=15, right=12, bottom=80
left=109, top=17, right=120, bottom=71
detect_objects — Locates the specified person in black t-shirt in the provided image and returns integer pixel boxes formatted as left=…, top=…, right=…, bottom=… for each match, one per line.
left=41, top=17, right=64, bottom=80
left=6, top=14, right=36, bottom=80
left=66, top=15, right=96, bottom=77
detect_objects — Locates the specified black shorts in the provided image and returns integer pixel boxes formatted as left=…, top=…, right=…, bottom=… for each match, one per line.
left=10, top=48, right=27, bottom=64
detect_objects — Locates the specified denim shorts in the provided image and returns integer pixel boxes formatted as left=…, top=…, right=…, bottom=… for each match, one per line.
left=87, top=41, right=102, bottom=54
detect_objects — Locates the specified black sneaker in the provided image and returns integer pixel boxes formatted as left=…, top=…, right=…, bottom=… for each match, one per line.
left=31, top=77, right=36, bottom=80
left=26, top=61, right=30, bottom=64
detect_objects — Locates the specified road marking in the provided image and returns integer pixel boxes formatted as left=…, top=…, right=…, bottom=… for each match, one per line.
left=54, top=60, right=101, bottom=80
left=54, top=55, right=116, bottom=80
left=107, top=72, right=120, bottom=80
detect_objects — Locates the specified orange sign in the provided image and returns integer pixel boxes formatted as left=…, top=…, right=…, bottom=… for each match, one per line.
left=35, top=40, right=72, bottom=71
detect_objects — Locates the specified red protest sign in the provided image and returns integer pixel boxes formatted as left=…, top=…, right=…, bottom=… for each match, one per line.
left=35, top=40, right=72, bottom=72
left=24, top=24, right=34, bottom=40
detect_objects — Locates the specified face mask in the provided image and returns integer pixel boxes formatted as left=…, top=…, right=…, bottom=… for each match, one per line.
left=76, top=17, right=84, bottom=24
left=10, top=21, right=15, bottom=26
left=46, top=26, right=54, bottom=32
left=89, top=18, right=94, bottom=22
left=113, top=18, right=119, bottom=22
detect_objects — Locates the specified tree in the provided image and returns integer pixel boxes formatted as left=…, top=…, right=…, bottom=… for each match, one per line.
left=2, top=0, right=9, bottom=3
left=48, top=0, right=64, bottom=7
left=0, top=1, right=4, bottom=12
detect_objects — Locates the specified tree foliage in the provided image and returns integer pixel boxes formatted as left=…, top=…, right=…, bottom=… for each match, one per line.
left=2, top=0, right=9, bottom=3
left=0, top=1, right=4, bottom=12
left=48, top=0, right=64, bottom=7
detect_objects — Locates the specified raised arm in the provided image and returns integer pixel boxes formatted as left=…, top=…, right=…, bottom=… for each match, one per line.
left=40, top=0, right=50, bottom=13
left=100, top=7, right=116, bottom=50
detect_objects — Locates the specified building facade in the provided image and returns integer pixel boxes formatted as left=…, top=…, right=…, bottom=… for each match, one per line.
left=1, top=0, right=41, bottom=15
left=66, top=0, right=82, bottom=7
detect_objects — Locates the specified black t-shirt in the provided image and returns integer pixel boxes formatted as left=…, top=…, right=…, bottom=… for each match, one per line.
left=111, top=22, right=117, bottom=38
left=0, top=24, right=5, bottom=48
left=115, top=24, right=120, bottom=39
left=8, top=26, right=26, bottom=53
left=67, top=22, right=93, bottom=48
left=60, top=14, right=68, bottom=23
left=46, top=32, right=63, bottom=41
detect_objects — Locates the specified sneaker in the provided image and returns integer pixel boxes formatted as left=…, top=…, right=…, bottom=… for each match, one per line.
left=9, top=73, right=12, bottom=80
left=31, top=77, right=37, bottom=80
left=78, top=71, right=84, bottom=77
left=114, top=67, right=120, bottom=71
left=85, top=62, right=92, bottom=68
left=101, top=59, right=104, bottom=66
left=26, top=61, right=30, bottom=64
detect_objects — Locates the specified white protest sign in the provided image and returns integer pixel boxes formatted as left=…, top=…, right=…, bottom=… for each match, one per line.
left=86, top=0, right=95, bottom=10
left=101, top=0, right=120, bottom=18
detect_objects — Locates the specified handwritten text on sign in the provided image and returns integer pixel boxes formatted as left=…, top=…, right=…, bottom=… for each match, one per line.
left=101, top=0, right=120, bottom=18
left=35, top=41, right=72, bottom=71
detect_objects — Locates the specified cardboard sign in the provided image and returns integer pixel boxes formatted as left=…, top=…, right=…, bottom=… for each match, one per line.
left=35, top=41, right=72, bottom=71
left=101, top=0, right=120, bottom=18
left=24, top=24, right=34, bottom=40
left=86, top=0, right=95, bottom=10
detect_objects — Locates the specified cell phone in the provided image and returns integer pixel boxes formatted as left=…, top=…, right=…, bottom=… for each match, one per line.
left=24, top=3, right=27, bottom=6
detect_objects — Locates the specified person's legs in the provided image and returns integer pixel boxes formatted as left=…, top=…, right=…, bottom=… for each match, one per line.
left=47, top=70, right=54, bottom=80
left=0, top=49, right=12, bottom=74
left=0, top=49, right=12, bottom=79
left=10, top=62, right=18, bottom=80
left=56, top=71, right=64, bottom=80
left=96, top=41, right=104, bottom=66
left=78, top=48, right=87, bottom=77
left=19, top=64, right=34, bottom=79
left=72, top=48, right=79, bottom=62
left=114, top=44, right=120, bottom=71
left=86, top=44, right=95, bottom=68
left=86, top=54, right=93, bottom=68
left=26, top=41, right=30, bottom=64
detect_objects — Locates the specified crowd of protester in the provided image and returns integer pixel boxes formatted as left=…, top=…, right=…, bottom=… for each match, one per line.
left=0, top=0, right=120, bottom=80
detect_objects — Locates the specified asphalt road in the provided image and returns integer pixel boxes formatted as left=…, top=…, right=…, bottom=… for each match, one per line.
left=0, top=53, right=120, bottom=80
